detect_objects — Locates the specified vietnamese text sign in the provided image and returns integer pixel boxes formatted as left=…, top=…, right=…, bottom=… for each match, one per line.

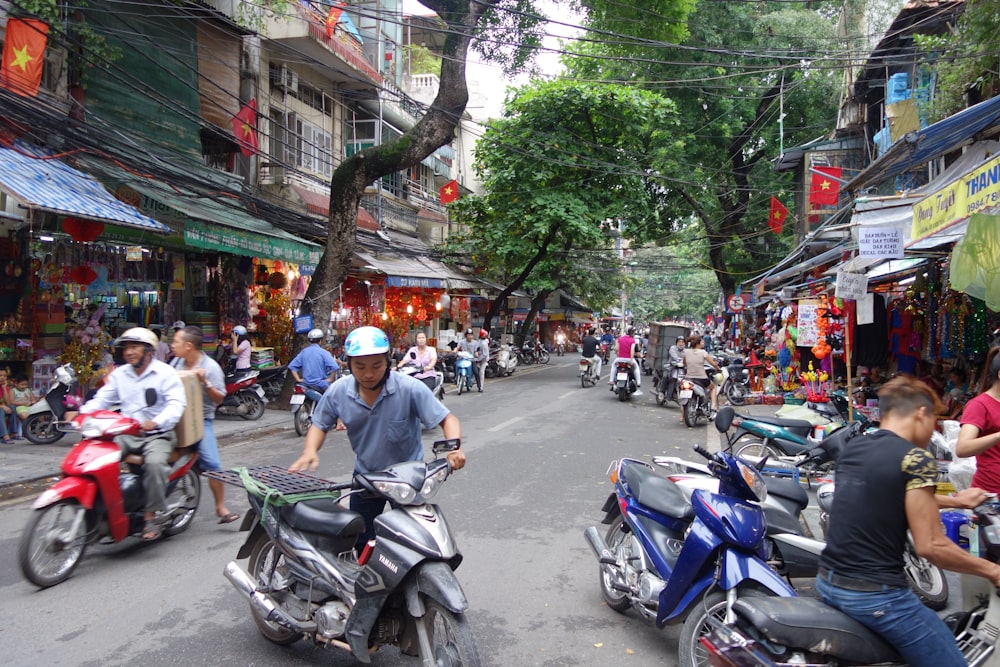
left=858, top=226, right=905, bottom=258
left=912, top=153, right=1000, bottom=242
left=835, top=271, right=868, bottom=300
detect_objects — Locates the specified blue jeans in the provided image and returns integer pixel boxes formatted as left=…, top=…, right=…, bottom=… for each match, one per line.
left=349, top=491, right=398, bottom=550
left=197, top=420, right=222, bottom=472
left=816, top=572, right=963, bottom=667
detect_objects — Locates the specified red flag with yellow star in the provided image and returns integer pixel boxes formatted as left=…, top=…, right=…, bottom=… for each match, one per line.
left=231, top=98, right=258, bottom=157
left=325, top=4, right=345, bottom=39
left=809, top=166, right=842, bottom=206
left=769, top=196, right=788, bottom=235
left=439, top=179, right=459, bottom=204
left=1, top=18, right=48, bottom=97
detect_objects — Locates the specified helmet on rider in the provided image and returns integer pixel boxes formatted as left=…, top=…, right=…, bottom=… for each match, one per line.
left=465, top=329, right=474, bottom=336
left=233, top=325, right=247, bottom=336
left=479, top=329, right=488, bottom=340
left=626, top=326, right=635, bottom=336
left=344, top=326, right=392, bottom=391
left=307, top=328, right=325, bottom=342
left=115, top=327, right=159, bottom=370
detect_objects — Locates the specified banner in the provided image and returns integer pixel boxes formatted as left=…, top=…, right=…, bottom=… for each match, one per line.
left=858, top=226, right=905, bottom=258
left=912, top=153, right=1000, bottom=242
left=797, top=299, right=821, bottom=347
left=835, top=271, right=868, bottom=300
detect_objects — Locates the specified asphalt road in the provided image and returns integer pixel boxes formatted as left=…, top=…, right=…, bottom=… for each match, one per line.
left=0, top=355, right=964, bottom=666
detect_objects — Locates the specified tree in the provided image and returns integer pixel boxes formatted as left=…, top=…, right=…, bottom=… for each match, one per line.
left=296, top=0, right=544, bottom=348
left=625, top=232, right=719, bottom=322
left=566, top=1, right=842, bottom=299
left=444, top=79, right=682, bottom=331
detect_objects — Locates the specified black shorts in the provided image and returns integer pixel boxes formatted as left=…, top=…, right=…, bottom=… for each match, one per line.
left=688, top=377, right=711, bottom=389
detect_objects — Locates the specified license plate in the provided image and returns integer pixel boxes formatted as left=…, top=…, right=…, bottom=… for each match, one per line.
left=254, top=386, right=266, bottom=399
left=616, top=372, right=628, bottom=381
left=679, top=389, right=693, bottom=400
left=290, top=394, right=305, bottom=405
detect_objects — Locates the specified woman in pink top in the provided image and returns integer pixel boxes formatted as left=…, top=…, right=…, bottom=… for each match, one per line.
left=397, top=332, right=438, bottom=391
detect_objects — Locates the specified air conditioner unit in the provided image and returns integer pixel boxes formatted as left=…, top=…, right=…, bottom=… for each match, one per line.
left=274, top=65, right=298, bottom=93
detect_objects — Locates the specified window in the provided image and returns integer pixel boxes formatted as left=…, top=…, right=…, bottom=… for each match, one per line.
left=296, top=119, right=334, bottom=177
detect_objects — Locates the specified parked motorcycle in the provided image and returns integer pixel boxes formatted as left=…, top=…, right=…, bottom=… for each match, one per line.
left=579, top=356, right=601, bottom=388
left=211, top=439, right=481, bottom=665
left=216, top=368, right=266, bottom=420
left=18, top=403, right=201, bottom=588
left=255, top=365, right=288, bottom=401
left=290, top=382, right=321, bottom=436
left=719, top=355, right=749, bottom=406
left=519, top=340, right=550, bottom=366
left=612, top=359, right=637, bottom=401
left=698, top=500, right=1000, bottom=667
left=495, top=343, right=517, bottom=376
left=22, top=364, right=80, bottom=445
left=584, top=446, right=796, bottom=667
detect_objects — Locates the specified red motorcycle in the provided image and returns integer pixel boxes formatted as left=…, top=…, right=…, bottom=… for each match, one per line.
left=18, top=410, right=201, bottom=588
left=216, top=369, right=266, bottom=420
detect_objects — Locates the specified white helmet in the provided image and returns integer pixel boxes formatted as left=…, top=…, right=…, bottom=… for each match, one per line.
left=233, top=325, right=247, bottom=336
left=344, top=326, right=390, bottom=357
left=118, top=327, right=159, bottom=349
left=307, top=328, right=325, bottom=342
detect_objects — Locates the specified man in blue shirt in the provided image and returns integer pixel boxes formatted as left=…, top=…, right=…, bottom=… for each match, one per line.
left=288, top=328, right=340, bottom=402
left=80, top=327, right=187, bottom=540
left=289, top=326, right=464, bottom=547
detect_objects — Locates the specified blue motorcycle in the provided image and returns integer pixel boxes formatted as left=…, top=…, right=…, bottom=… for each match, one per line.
left=584, top=445, right=796, bottom=667
left=454, top=351, right=474, bottom=395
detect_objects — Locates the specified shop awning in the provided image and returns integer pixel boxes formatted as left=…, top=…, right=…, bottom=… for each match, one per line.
left=846, top=95, right=1000, bottom=193
left=290, top=184, right=382, bottom=231
left=356, top=249, right=488, bottom=291
left=0, top=143, right=171, bottom=233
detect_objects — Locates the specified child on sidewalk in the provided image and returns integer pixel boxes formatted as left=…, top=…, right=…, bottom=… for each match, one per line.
left=10, top=373, right=35, bottom=437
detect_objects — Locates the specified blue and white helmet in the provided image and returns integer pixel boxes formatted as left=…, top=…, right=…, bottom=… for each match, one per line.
left=344, top=326, right=390, bottom=357
left=233, top=325, right=247, bottom=336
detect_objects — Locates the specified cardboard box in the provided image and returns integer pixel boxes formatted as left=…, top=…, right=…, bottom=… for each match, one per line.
left=174, top=370, right=204, bottom=448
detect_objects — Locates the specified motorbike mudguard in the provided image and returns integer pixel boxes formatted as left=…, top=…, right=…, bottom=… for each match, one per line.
left=600, top=493, right=621, bottom=524
left=404, top=560, right=469, bottom=616
left=655, top=549, right=797, bottom=627
left=32, top=475, right=98, bottom=510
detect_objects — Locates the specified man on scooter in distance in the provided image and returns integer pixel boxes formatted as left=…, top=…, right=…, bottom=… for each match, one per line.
left=818, top=376, right=1000, bottom=667
left=79, top=327, right=187, bottom=541
left=657, top=335, right=685, bottom=403
left=288, top=326, right=466, bottom=549
left=288, top=328, right=339, bottom=403
left=581, top=328, right=602, bottom=378
left=609, top=326, right=642, bottom=396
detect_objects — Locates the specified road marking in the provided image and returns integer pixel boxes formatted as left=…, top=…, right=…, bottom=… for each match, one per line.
left=558, top=390, right=576, bottom=400
left=488, top=416, right=524, bottom=432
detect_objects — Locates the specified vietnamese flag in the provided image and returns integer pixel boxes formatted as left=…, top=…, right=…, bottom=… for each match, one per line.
left=769, top=196, right=788, bottom=235
left=325, top=4, right=345, bottom=39
left=231, top=98, right=258, bottom=157
left=1, top=19, right=49, bottom=97
left=439, top=179, right=459, bottom=204
left=809, top=166, right=843, bottom=206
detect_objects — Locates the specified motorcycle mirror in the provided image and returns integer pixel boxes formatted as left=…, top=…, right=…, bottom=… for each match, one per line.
left=432, top=438, right=461, bottom=454
left=145, top=388, right=158, bottom=407
left=754, top=454, right=770, bottom=470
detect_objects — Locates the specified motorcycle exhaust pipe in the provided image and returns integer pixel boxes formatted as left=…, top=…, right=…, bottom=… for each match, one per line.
left=584, top=526, right=618, bottom=565
left=223, top=561, right=305, bottom=633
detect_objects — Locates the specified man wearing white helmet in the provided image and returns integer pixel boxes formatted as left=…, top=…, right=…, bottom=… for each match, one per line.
left=288, top=328, right=339, bottom=403
left=289, top=326, right=465, bottom=547
left=80, top=327, right=187, bottom=541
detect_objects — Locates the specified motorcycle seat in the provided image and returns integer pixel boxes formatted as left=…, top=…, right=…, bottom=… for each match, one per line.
left=622, top=463, right=694, bottom=521
left=762, top=476, right=808, bottom=511
left=748, top=415, right=814, bottom=436
left=124, top=444, right=197, bottom=467
left=732, top=596, right=900, bottom=664
left=283, top=498, right=365, bottom=539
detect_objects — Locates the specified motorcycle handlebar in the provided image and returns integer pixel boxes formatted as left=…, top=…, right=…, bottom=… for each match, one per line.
left=692, top=444, right=713, bottom=461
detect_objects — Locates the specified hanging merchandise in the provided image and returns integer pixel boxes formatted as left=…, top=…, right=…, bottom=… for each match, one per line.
left=62, top=217, right=104, bottom=243
left=950, top=213, right=1000, bottom=311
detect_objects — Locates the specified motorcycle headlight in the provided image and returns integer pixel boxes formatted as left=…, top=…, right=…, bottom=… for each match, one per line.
left=80, top=416, right=126, bottom=438
left=371, top=466, right=449, bottom=505
left=736, top=460, right=767, bottom=502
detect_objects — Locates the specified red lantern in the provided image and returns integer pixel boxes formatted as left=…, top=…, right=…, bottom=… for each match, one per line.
left=69, top=265, right=97, bottom=285
left=62, top=217, right=104, bottom=243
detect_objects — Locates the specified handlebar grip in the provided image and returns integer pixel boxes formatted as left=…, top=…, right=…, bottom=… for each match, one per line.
left=328, top=481, right=353, bottom=492
left=693, top=445, right=712, bottom=460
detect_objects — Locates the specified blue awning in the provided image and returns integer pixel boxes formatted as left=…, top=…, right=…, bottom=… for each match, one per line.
left=847, top=95, right=1000, bottom=193
left=0, top=142, right=170, bottom=233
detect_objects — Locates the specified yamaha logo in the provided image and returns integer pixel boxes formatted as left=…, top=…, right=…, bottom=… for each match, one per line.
left=378, top=553, right=399, bottom=574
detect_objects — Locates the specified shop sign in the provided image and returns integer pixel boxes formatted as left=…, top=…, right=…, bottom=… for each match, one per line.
left=835, top=271, right=868, bottom=300
left=385, top=276, right=445, bottom=288
left=858, top=226, right=905, bottom=258
left=125, top=246, right=143, bottom=261
left=183, top=219, right=321, bottom=264
left=912, top=153, right=1000, bottom=242
left=797, top=299, right=821, bottom=347
left=293, top=315, right=314, bottom=333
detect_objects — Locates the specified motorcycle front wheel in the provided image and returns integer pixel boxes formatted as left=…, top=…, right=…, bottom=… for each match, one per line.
left=457, top=374, right=467, bottom=395
left=240, top=392, right=266, bottom=421
left=247, top=533, right=304, bottom=645
left=484, top=364, right=497, bottom=379
left=163, top=469, right=201, bottom=536
left=538, top=350, right=550, bottom=365
left=18, top=500, right=88, bottom=588
left=734, top=440, right=782, bottom=466
left=420, top=597, right=482, bottom=667
left=725, top=381, right=749, bottom=406
left=24, top=412, right=65, bottom=445
left=293, top=400, right=313, bottom=436
left=679, top=589, right=771, bottom=667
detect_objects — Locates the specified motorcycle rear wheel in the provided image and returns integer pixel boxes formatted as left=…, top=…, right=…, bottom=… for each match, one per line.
left=683, top=400, right=701, bottom=427
left=600, top=522, right=633, bottom=612
left=905, top=540, right=948, bottom=610
left=734, top=440, right=781, bottom=465
left=240, top=393, right=266, bottom=421
left=725, top=382, right=749, bottom=406
left=247, top=533, right=304, bottom=645
left=293, top=400, right=313, bottom=436
left=163, top=469, right=201, bottom=536
left=421, top=597, right=482, bottom=667
left=18, top=500, right=88, bottom=588
left=679, top=588, right=771, bottom=667
left=484, top=364, right=497, bottom=379
left=538, top=350, right=550, bottom=364
left=24, top=412, right=65, bottom=445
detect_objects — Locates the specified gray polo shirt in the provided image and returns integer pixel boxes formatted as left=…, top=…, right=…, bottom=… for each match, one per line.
left=312, top=371, right=449, bottom=474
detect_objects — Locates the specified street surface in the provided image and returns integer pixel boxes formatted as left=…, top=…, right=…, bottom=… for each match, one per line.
left=0, top=355, right=961, bottom=666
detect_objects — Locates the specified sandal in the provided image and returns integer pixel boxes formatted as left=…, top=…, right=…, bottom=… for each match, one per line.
left=217, top=512, right=240, bottom=524
left=142, top=519, right=163, bottom=541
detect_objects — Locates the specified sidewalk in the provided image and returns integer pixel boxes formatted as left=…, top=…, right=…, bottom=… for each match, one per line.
left=0, top=407, right=293, bottom=502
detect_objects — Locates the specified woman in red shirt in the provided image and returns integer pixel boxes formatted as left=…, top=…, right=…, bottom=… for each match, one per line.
left=957, top=348, right=1000, bottom=491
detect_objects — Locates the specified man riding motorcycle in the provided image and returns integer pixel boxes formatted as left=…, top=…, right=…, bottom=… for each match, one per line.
left=657, top=335, right=686, bottom=403
left=288, top=328, right=339, bottom=403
